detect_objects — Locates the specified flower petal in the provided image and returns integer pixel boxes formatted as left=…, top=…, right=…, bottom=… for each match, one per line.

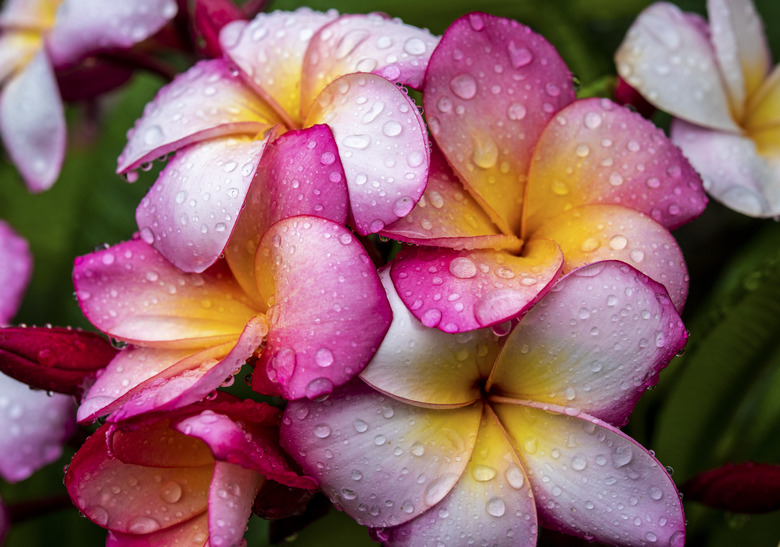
left=300, top=13, right=439, bottom=114
left=0, top=50, right=65, bottom=192
left=390, top=239, right=563, bottom=333
left=423, top=12, right=575, bottom=235
left=253, top=216, right=391, bottom=400
left=46, top=0, right=177, bottom=67
left=0, top=31, right=41, bottom=83
left=106, top=513, right=208, bottom=547
left=0, top=221, right=32, bottom=324
left=683, top=461, right=780, bottom=514
left=615, top=2, right=738, bottom=131
left=360, top=269, right=496, bottom=407
left=281, top=379, right=482, bottom=528
left=491, top=261, right=686, bottom=427
left=208, top=462, right=265, bottom=547
left=531, top=205, right=689, bottom=312
left=136, top=136, right=268, bottom=273
left=306, top=73, right=429, bottom=235
left=495, top=403, right=686, bottom=547
left=116, top=59, right=280, bottom=175
left=524, top=98, right=706, bottom=234
left=0, top=0, right=58, bottom=27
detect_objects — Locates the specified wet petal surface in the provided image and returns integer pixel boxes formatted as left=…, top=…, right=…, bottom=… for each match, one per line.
left=0, top=221, right=32, bottom=324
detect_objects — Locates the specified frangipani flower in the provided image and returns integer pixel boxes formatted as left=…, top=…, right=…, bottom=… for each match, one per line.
left=120, top=7, right=438, bottom=272
left=616, top=0, right=780, bottom=217
left=0, top=0, right=177, bottom=192
left=65, top=396, right=316, bottom=546
left=283, top=262, right=687, bottom=546
left=382, top=12, right=706, bottom=332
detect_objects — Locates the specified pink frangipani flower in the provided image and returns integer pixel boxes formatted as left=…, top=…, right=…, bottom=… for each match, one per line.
left=616, top=0, right=780, bottom=217
left=282, top=262, right=687, bottom=546
left=120, top=7, right=438, bottom=273
left=382, top=13, right=706, bottom=333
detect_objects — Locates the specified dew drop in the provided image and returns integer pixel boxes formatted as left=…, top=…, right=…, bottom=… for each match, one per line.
left=486, top=496, right=506, bottom=517
left=507, top=41, right=533, bottom=68
left=314, top=424, right=332, bottom=439
left=353, top=419, right=368, bottom=433
left=507, top=102, right=527, bottom=121
left=160, top=481, right=183, bottom=503
left=449, top=257, right=477, bottom=279
left=505, top=465, right=525, bottom=489
left=305, top=377, right=334, bottom=400
left=580, top=238, right=600, bottom=252
left=472, top=136, right=498, bottom=169
left=315, top=348, right=334, bottom=367
left=449, top=74, right=478, bottom=100
left=128, top=517, right=161, bottom=534
left=473, top=465, right=497, bottom=482
left=609, top=235, right=628, bottom=250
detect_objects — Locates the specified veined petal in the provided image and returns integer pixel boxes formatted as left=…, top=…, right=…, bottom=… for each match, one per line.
left=615, top=2, right=738, bottom=131
left=0, top=221, right=32, bottom=324
left=73, top=239, right=257, bottom=346
left=117, top=59, right=280, bottom=174
left=524, top=98, right=706, bottom=234
left=220, top=8, right=338, bottom=127
left=253, top=216, right=391, bottom=400
left=281, top=379, right=482, bottom=528
left=494, top=403, right=686, bottom=547
left=46, top=0, right=177, bottom=68
left=0, top=50, right=65, bottom=192
left=390, top=240, right=562, bottom=333
left=360, top=268, right=497, bottom=407
left=531, top=205, right=688, bottom=312
left=306, top=73, right=429, bottom=235
left=208, top=462, right=265, bottom=547
left=225, top=125, right=349, bottom=297
left=106, top=513, right=208, bottom=547
left=385, top=408, right=538, bottom=546
left=424, top=12, right=575, bottom=235
left=136, top=136, right=268, bottom=273
left=491, top=261, right=686, bottom=427
left=671, top=118, right=780, bottom=216
left=300, top=13, right=439, bottom=114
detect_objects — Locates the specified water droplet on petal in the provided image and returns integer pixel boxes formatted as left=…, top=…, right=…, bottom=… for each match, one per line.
left=160, top=481, right=183, bottom=503
left=315, top=348, right=334, bottom=367
left=128, top=517, right=161, bottom=534
left=486, top=496, right=506, bottom=517
left=507, top=41, right=533, bottom=68
left=449, top=257, right=477, bottom=279
left=450, top=74, right=477, bottom=100
left=473, top=465, right=497, bottom=482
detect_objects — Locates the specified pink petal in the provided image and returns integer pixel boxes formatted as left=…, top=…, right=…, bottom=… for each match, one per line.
left=390, top=240, right=563, bottom=333
left=671, top=118, right=780, bottom=216
left=683, top=461, right=780, bottom=513
left=300, top=13, right=439, bottom=113
left=116, top=59, right=280, bottom=175
left=615, top=2, right=738, bottom=131
left=360, top=269, right=498, bottom=407
left=136, top=136, right=268, bottom=273
left=253, top=216, right=391, bottom=399
left=0, top=372, right=75, bottom=482
left=0, top=0, right=57, bottom=27
left=225, top=125, right=349, bottom=295
left=0, top=50, right=65, bottom=192
left=46, top=0, right=177, bottom=67
left=523, top=98, right=707, bottom=234
left=207, top=462, right=265, bottom=547
left=0, top=221, right=32, bottom=324
left=423, top=12, right=575, bottom=235
left=281, top=379, right=482, bottom=528
left=530, top=204, right=689, bottom=312
left=106, top=513, right=209, bottom=547
left=492, top=261, right=686, bottom=427
left=306, top=73, right=429, bottom=235
left=188, top=0, right=244, bottom=59
left=73, top=239, right=257, bottom=345
left=494, top=402, right=686, bottom=547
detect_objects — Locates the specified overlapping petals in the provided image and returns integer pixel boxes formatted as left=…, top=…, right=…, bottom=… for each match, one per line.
left=616, top=0, right=780, bottom=216
left=282, top=262, right=687, bottom=546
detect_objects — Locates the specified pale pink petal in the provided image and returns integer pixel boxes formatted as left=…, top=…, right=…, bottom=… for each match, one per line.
left=306, top=73, right=429, bottom=235
left=390, top=240, right=563, bottom=333
left=495, top=402, right=686, bottom=547
left=46, top=0, right=177, bottom=67
left=106, top=513, right=208, bottom=547
left=385, top=410, right=538, bottom=546
left=0, top=33, right=41, bottom=83
left=207, top=462, right=265, bottom=547
left=136, top=136, right=268, bottom=273
left=281, top=379, right=482, bottom=528
left=531, top=205, right=689, bottom=312
left=116, top=59, right=281, bottom=175
left=524, top=98, right=707, bottom=234
left=73, top=239, right=257, bottom=345
left=220, top=8, right=338, bottom=126
left=253, top=216, right=391, bottom=399
left=424, top=12, right=575, bottom=235
left=0, top=0, right=57, bottom=27
left=0, top=50, right=65, bottom=192
left=360, top=269, right=498, bottom=407
left=300, top=13, right=439, bottom=113
left=0, top=372, right=74, bottom=482
left=615, top=2, right=738, bottom=131
left=0, top=221, right=32, bottom=324
left=491, top=261, right=686, bottom=427
left=225, top=125, right=349, bottom=296
left=671, top=118, right=780, bottom=216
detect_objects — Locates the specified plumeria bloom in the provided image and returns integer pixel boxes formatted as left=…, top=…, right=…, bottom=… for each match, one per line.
left=65, top=395, right=316, bottom=546
left=381, top=12, right=706, bottom=332
left=0, top=0, right=177, bottom=192
left=74, top=127, right=391, bottom=422
left=616, top=0, right=780, bottom=217
left=283, top=263, right=687, bottom=546
left=119, top=7, right=438, bottom=272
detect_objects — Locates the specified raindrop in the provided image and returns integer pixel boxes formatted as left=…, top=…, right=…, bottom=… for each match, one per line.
left=609, top=235, right=628, bottom=250
left=403, top=37, right=427, bottom=55
left=353, top=419, right=368, bottom=433
left=315, top=348, right=334, bottom=367
left=160, top=481, right=183, bottom=503
left=421, top=308, right=442, bottom=327
left=505, top=465, right=525, bottom=489
left=305, top=377, right=334, bottom=400
left=128, top=517, right=161, bottom=534
left=143, top=125, right=163, bottom=146
left=473, top=465, right=497, bottom=482
left=507, top=41, right=533, bottom=68
left=449, top=74, right=478, bottom=100
left=410, top=442, right=425, bottom=456
left=612, top=445, right=633, bottom=468
left=584, top=112, right=602, bottom=129
left=507, top=102, right=527, bottom=121
left=472, top=136, right=499, bottom=169
left=314, top=424, right=332, bottom=439
left=580, top=238, right=600, bottom=252
left=486, top=497, right=506, bottom=517
left=449, top=257, right=477, bottom=279
left=571, top=455, right=588, bottom=471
